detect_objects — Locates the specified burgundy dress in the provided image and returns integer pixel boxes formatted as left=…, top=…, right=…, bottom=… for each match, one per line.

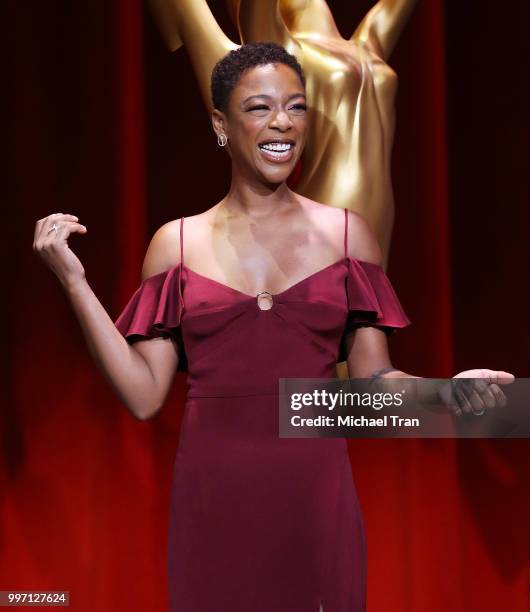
left=114, top=208, right=411, bottom=612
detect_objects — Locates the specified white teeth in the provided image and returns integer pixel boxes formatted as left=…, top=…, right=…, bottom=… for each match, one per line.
left=259, top=142, right=292, bottom=151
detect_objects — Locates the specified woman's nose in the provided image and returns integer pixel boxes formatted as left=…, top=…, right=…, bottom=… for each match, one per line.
left=270, top=109, right=292, bottom=130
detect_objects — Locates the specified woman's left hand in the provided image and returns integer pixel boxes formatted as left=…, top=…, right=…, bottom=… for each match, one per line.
left=439, top=369, right=515, bottom=417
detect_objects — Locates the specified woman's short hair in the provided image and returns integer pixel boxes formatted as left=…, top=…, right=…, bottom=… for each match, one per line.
left=211, top=41, right=306, bottom=114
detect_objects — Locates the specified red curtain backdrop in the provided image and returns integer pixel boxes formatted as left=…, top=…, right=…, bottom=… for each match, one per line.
left=3, top=1, right=529, bottom=611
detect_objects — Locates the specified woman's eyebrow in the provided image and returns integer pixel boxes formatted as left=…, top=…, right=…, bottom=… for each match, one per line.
left=242, top=92, right=306, bottom=104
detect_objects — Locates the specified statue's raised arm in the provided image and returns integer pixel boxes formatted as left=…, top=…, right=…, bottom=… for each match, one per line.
left=231, top=0, right=297, bottom=53
left=147, top=0, right=239, bottom=111
left=352, top=0, right=420, bottom=60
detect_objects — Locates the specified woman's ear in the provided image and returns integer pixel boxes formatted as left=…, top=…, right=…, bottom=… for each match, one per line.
left=212, top=109, right=227, bottom=139
left=212, top=109, right=232, bottom=157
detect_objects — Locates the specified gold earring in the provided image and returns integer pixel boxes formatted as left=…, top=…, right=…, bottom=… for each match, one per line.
left=217, top=133, right=227, bottom=147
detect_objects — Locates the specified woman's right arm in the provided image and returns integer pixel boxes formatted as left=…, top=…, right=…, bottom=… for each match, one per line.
left=33, top=213, right=180, bottom=421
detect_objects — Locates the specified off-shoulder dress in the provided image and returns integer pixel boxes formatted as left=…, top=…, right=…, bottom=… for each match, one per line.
left=114, top=208, right=411, bottom=612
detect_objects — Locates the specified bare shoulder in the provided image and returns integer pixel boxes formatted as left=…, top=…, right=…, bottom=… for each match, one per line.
left=141, top=218, right=182, bottom=281
left=141, top=209, right=218, bottom=280
left=345, top=209, right=383, bottom=266
left=295, top=195, right=382, bottom=265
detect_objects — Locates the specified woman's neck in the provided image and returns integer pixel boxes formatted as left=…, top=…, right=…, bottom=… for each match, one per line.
left=222, top=172, right=298, bottom=220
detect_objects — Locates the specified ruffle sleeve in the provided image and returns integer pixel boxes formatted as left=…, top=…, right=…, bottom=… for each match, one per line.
left=338, top=257, right=411, bottom=362
left=114, top=265, right=188, bottom=372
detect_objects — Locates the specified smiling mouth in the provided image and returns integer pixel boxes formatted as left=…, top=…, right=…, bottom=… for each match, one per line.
left=257, top=142, right=295, bottom=163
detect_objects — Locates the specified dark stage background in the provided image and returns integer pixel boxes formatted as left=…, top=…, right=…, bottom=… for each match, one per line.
left=3, top=1, right=530, bottom=610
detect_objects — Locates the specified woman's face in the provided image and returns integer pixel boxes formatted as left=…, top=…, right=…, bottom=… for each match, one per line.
left=212, top=62, right=307, bottom=186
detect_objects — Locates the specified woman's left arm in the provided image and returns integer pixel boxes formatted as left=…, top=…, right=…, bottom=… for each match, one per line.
left=346, top=326, right=514, bottom=417
left=343, top=209, right=515, bottom=416
left=342, top=209, right=409, bottom=378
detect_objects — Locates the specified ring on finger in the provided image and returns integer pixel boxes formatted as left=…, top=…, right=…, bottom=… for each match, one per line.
left=47, top=223, right=59, bottom=235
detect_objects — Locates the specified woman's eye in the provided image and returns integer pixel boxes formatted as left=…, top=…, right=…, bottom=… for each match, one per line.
left=247, top=103, right=306, bottom=112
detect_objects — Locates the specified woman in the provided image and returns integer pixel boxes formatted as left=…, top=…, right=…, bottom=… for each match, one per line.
left=148, top=0, right=419, bottom=266
left=33, top=42, right=513, bottom=612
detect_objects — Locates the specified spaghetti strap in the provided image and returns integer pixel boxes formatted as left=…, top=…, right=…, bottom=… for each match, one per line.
left=178, top=217, right=184, bottom=308
left=343, top=208, right=348, bottom=258
left=180, top=217, right=184, bottom=268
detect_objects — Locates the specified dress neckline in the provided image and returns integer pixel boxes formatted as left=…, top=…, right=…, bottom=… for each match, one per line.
left=181, top=256, right=350, bottom=299
left=176, top=209, right=353, bottom=300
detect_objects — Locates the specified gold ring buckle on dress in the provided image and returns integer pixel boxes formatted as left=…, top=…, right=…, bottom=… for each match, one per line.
left=256, top=290, right=273, bottom=311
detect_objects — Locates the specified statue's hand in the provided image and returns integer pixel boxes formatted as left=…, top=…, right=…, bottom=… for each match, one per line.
left=438, top=369, right=515, bottom=417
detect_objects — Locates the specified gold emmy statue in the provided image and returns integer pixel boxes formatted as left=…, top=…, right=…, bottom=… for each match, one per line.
left=148, top=0, right=418, bottom=269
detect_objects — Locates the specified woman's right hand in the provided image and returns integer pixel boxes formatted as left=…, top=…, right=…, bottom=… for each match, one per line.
left=33, top=212, right=88, bottom=288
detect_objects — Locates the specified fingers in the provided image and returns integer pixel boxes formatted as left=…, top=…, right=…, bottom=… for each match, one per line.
left=438, top=380, right=462, bottom=416
left=41, top=222, right=87, bottom=249
left=34, top=213, right=80, bottom=244
left=34, top=214, right=86, bottom=251
left=33, top=212, right=87, bottom=286
left=466, top=379, right=495, bottom=415
left=454, top=383, right=478, bottom=416
left=35, top=212, right=65, bottom=236
left=490, top=371, right=515, bottom=385
left=472, top=379, right=497, bottom=409
left=489, top=383, right=508, bottom=408
left=450, top=375, right=509, bottom=417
